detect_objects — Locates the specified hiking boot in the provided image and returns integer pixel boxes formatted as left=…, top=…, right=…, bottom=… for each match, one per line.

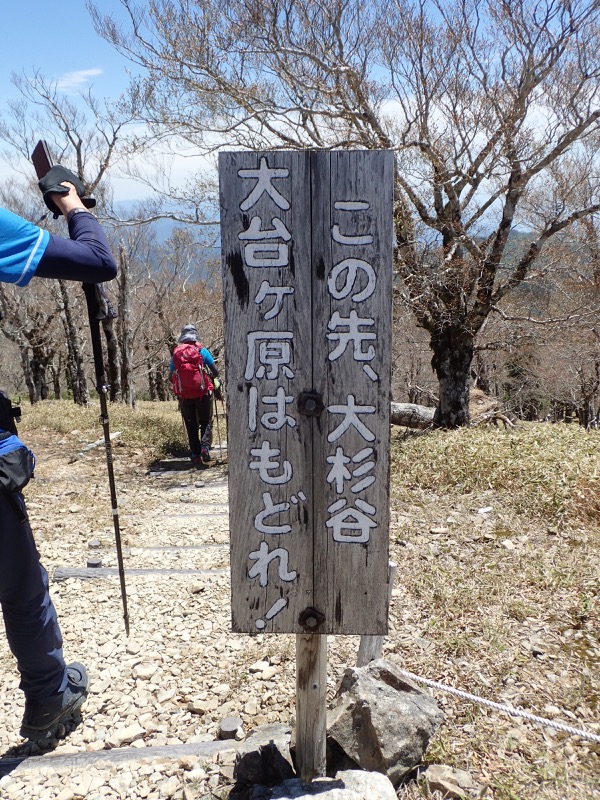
left=192, top=455, right=204, bottom=469
left=20, top=662, right=89, bottom=741
left=200, top=446, right=210, bottom=463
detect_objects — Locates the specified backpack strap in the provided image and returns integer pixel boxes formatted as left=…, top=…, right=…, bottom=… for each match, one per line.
left=199, top=347, right=207, bottom=392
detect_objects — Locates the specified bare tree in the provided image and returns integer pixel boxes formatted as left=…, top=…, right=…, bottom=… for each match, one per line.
left=94, top=0, right=600, bottom=425
left=0, top=70, right=131, bottom=202
left=0, top=72, right=137, bottom=399
left=0, top=282, right=62, bottom=402
left=473, top=221, right=600, bottom=423
left=117, top=243, right=136, bottom=406
left=57, top=280, right=90, bottom=404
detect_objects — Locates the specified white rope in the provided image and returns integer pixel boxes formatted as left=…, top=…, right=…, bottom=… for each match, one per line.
left=395, top=667, right=600, bottom=745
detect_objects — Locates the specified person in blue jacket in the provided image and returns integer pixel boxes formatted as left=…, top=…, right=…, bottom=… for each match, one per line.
left=0, top=166, right=117, bottom=742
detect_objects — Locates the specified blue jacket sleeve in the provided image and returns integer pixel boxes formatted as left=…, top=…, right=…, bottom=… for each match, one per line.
left=0, top=207, right=50, bottom=286
left=201, top=348, right=218, bottom=375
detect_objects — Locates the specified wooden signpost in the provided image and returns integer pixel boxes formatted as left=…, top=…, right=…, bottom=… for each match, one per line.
left=219, top=150, right=394, bottom=779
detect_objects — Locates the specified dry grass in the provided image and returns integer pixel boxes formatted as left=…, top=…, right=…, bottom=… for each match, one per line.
left=389, top=422, right=599, bottom=799
left=391, top=422, right=599, bottom=522
left=20, top=398, right=193, bottom=456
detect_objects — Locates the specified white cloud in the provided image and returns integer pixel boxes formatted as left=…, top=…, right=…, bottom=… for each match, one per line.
left=56, top=69, right=103, bottom=94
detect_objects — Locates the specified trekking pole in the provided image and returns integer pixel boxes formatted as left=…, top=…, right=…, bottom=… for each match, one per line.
left=83, top=283, right=130, bottom=636
left=179, top=402, right=190, bottom=460
left=213, top=391, right=223, bottom=461
left=31, top=140, right=129, bottom=635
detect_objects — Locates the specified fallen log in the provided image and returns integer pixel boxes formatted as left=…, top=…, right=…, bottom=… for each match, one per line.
left=390, top=389, right=515, bottom=430
left=69, top=431, right=122, bottom=463
left=390, top=402, right=435, bottom=429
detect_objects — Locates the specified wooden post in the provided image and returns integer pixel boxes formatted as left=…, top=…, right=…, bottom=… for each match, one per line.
left=219, top=150, right=394, bottom=781
left=356, top=560, right=398, bottom=667
left=295, top=633, right=328, bottom=781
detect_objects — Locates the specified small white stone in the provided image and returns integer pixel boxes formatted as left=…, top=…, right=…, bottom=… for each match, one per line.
left=188, top=768, right=208, bottom=781
left=261, top=666, right=279, bottom=680
left=105, top=723, right=146, bottom=748
left=55, top=788, right=76, bottom=800
left=159, top=775, right=181, bottom=798
left=134, top=662, right=159, bottom=679
left=244, top=699, right=259, bottom=715
left=248, top=660, right=269, bottom=673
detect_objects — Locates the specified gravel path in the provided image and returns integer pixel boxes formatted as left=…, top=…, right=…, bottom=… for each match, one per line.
left=0, top=432, right=358, bottom=799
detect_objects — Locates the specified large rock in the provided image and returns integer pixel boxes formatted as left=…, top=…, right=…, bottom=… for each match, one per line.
left=249, top=769, right=397, bottom=799
left=326, top=659, right=444, bottom=786
left=234, top=723, right=295, bottom=787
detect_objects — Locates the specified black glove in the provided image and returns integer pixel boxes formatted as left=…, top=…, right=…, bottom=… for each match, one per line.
left=38, top=165, right=96, bottom=217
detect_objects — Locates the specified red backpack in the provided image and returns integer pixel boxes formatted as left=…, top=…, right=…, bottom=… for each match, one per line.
left=171, top=343, right=214, bottom=399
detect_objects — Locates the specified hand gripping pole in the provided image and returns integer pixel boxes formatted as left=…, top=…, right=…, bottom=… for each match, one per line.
left=31, top=140, right=129, bottom=634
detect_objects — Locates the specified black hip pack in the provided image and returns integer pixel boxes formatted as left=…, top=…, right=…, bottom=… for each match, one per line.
left=0, top=431, right=36, bottom=494
left=1, top=386, right=34, bottom=494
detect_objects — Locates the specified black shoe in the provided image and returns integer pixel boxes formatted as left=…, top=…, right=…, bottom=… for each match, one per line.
left=20, top=662, right=89, bottom=741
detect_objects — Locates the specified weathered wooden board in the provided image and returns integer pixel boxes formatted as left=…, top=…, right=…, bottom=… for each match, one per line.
left=220, top=150, right=393, bottom=634
left=0, top=740, right=239, bottom=777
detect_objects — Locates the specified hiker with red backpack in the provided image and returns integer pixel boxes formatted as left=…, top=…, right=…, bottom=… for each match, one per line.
left=170, top=324, right=220, bottom=468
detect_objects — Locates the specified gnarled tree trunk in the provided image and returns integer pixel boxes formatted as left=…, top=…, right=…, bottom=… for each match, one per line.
left=117, top=243, right=136, bottom=407
left=430, top=326, right=474, bottom=428
left=102, top=316, right=121, bottom=402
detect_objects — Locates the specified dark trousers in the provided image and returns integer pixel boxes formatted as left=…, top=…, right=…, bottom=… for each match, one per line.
left=0, top=491, right=67, bottom=700
left=180, top=394, right=213, bottom=457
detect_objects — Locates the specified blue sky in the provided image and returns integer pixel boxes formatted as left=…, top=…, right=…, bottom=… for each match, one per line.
left=0, top=2, right=132, bottom=102
left=1, top=2, right=216, bottom=202
left=0, top=2, right=161, bottom=200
